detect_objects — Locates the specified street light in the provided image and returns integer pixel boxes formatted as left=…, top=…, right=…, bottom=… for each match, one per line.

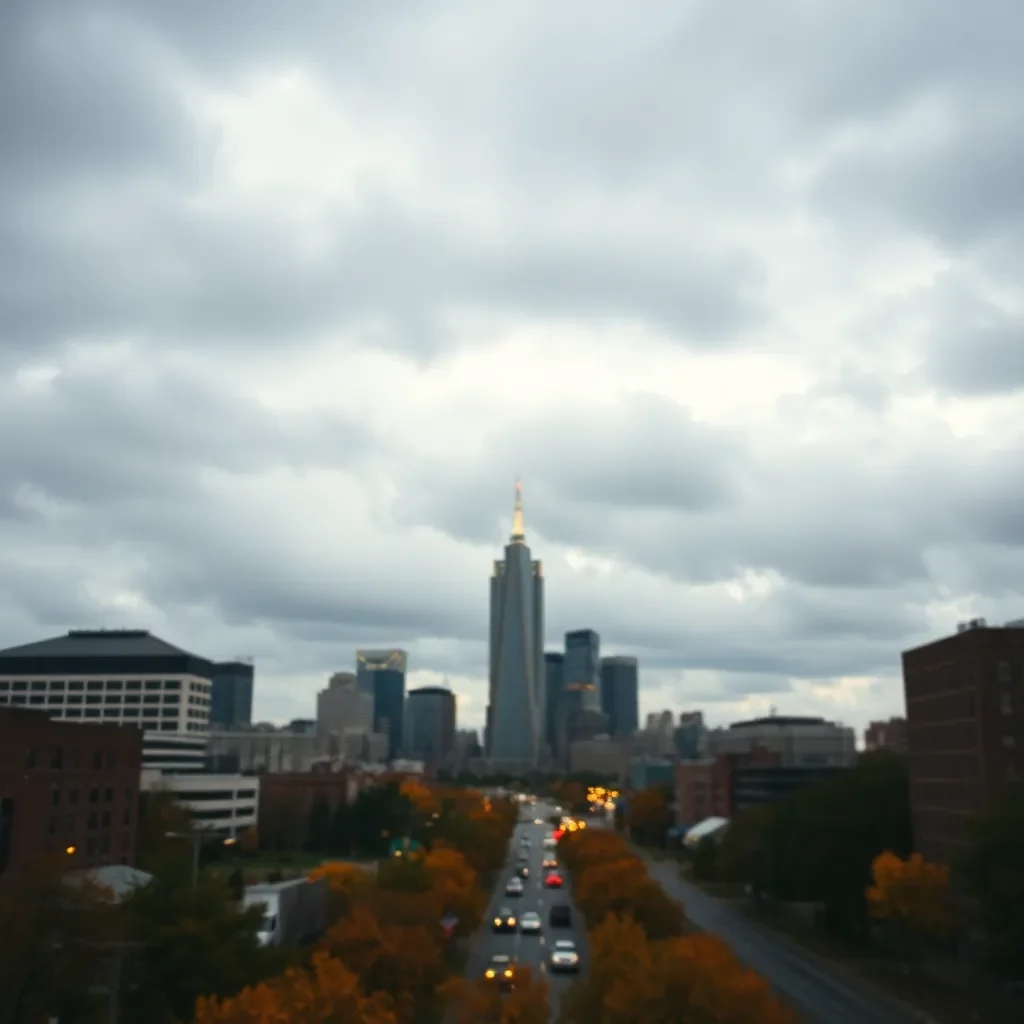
left=165, top=831, right=237, bottom=887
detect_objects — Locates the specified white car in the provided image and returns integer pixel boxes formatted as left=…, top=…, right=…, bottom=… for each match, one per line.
left=505, top=876, right=524, bottom=896
left=549, top=939, right=580, bottom=973
left=519, top=911, right=542, bottom=934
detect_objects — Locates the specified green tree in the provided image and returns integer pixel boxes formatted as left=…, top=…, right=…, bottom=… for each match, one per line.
left=119, top=873, right=289, bottom=1023
left=348, top=782, right=412, bottom=857
left=0, top=857, right=118, bottom=1023
left=329, top=801, right=353, bottom=855
left=762, top=751, right=913, bottom=939
left=961, top=788, right=1024, bottom=980
left=135, top=788, right=195, bottom=882
left=307, top=794, right=333, bottom=852
left=690, top=835, right=718, bottom=882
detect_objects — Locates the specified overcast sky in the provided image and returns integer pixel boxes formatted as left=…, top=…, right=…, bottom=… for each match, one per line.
left=3, top=1, right=1023, bottom=736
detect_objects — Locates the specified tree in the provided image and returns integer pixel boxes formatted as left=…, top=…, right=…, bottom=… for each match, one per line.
left=259, top=794, right=308, bottom=853
left=715, top=804, right=774, bottom=885
left=119, top=872, right=289, bottom=1023
left=307, top=794, right=333, bottom=852
left=135, top=788, right=196, bottom=882
left=961, top=788, right=1024, bottom=980
left=0, top=856, right=119, bottom=1023
left=309, top=861, right=375, bottom=922
left=347, top=782, right=412, bottom=858
left=423, top=844, right=486, bottom=936
left=194, top=949, right=398, bottom=1024
left=627, top=786, right=672, bottom=847
left=691, top=835, right=718, bottom=882
left=866, top=851, right=951, bottom=952
left=318, top=907, right=448, bottom=1024
left=500, top=965, right=550, bottom=1023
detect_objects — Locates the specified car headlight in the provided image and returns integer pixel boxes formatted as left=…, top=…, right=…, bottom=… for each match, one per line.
left=485, top=970, right=495, bottom=978
left=493, top=918, right=501, bottom=925
left=504, top=969, right=513, bottom=978
left=507, top=918, right=515, bottom=925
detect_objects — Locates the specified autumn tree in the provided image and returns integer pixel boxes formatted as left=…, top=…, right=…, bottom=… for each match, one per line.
left=866, top=850, right=951, bottom=956
left=309, top=861, right=375, bottom=922
left=423, top=843, right=486, bottom=936
left=627, top=786, right=673, bottom=846
left=194, top=949, right=398, bottom=1024
left=0, top=856, right=119, bottom=1023
left=318, top=906, right=448, bottom=1024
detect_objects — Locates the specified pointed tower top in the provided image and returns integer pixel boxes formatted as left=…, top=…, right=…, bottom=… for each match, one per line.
left=510, top=480, right=526, bottom=541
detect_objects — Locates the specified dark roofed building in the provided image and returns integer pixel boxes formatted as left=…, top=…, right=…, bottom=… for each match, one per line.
left=0, top=629, right=215, bottom=678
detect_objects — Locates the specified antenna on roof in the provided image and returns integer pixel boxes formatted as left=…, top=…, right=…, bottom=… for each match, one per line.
left=769, top=704, right=777, bottom=718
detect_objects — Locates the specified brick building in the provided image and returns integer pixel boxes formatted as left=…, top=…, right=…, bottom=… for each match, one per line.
left=865, top=717, right=908, bottom=752
left=0, top=706, right=143, bottom=876
left=675, top=748, right=781, bottom=828
left=902, top=619, right=1024, bottom=865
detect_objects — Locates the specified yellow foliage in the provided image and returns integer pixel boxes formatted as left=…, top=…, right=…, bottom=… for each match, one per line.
left=194, top=950, right=397, bottom=1024
left=866, top=851, right=951, bottom=939
left=400, top=779, right=439, bottom=816
left=309, top=861, right=373, bottom=896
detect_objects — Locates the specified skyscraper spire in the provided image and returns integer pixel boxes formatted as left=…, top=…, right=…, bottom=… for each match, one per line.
left=511, top=480, right=526, bottom=541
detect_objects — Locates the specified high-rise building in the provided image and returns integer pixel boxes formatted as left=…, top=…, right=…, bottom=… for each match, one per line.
left=404, top=686, right=457, bottom=765
left=902, top=618, right=1024, bottom=865
left=210, top=660, right=254, bottom=730
left=0, top=629, right=213, bottom=771
left=600, top=655, right=639, bottom=736
left=561, top=630, right=607, bottom=756
left=544, top=652, right=565, bottom=758
left=487, top=483, right=545, bottom=766
left=316, top=672, right=373, bottom=745
left=355, top=649, right=407, bottom=760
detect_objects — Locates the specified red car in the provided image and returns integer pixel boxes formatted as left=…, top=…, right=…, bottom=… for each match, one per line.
left=544, top=873, right=563, bottom=888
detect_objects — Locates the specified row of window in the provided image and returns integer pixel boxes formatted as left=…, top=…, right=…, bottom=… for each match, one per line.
left=11, top=692, right=181, bottom=705
left=189, top=805, right=256, bottom=821
left=49, top=807, right=132, bottom=833
left=27, top=746, right=132, bottom=771
left=50, top=784, right=132, bottom=806
left=0, top=678, right=194, bottom=692
left=9, top=700, right=185, bottom=723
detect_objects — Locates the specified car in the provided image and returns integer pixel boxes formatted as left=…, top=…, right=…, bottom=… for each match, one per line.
left=542, top=857, right=558, bottom=870
left=519, top=911, right=542, bottom=934
left=544, top=873, right=563, bottom=888
left=492, top=907, right=517, bottom=932
left=516, top=851, right=529, bottom=864
left=519, top=839, right=531, bottom=848
left=505, top=877, right=525, bottom=896
left=542, top=838, right=556, bottom=851
left=516, top=865, right=529, bottom=879
left=534, top=818, right=544, bottom=825
left=549, top=904, right=572, bottom=928
left=484, top=954, right=517, bottom=990
left=549, top=939, right=580, bottom=973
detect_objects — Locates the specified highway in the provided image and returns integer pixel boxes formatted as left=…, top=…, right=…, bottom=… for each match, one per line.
left=463, top=802, right=586, bottom=1022
left=642, top=857, right=928, bottom=1024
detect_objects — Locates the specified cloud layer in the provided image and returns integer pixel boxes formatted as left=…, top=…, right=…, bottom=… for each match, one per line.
left=3, top=0, right=1024, bottom=734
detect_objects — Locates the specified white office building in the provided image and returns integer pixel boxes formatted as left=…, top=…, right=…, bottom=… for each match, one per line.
left=141, top=770, right=259, bottom=836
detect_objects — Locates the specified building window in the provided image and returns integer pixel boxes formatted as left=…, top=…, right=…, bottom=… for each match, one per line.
left=145, top=681, right=162, bottom=691
left=87, top=812, right=98, bottom=830
left=25, top=746, right=38, bottom=769
left=107, top=680, right=123, bottom=690
left=126, top=680, right=141, bottom=691
left=93, top=750, right=102, bottom=770
left=99, top=834, right=111, bottom=855
left=69, top=788, right=79, bottom=805
left=31, top=681, right=46, bottom=691
left=29, top=696, right=45, bottom=705
left=101, top=811, right=112, bottom=828
left=104, top=788, right=114, bottom=802
left=87, top=681, right=103, bottom=692
left=1001, top=692, right=1013, bottom=715
left=86, top=838, right=96, bottom=855
left=89, top=787, right=99, bottom=804
left=124, top=806, right=132, bottom=826
left=51, top=786, right=60, bottom=807
left=48, top=816, right=57, bottom=835
left=997, top=661, right=1012, bottom=685
left=68, top=681, right=83, bottom=691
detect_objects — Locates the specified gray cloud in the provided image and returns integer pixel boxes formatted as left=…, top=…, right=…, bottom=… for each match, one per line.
left=2, top=0, right=1024, bottom=731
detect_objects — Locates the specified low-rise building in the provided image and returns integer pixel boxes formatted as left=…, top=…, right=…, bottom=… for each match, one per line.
left=141, top=770, right=259, bottom=836
left=705, top=714, right=856, bottom=767
left=0, top=706, right=143, bottom=875
left=864, top=717, right=908, bottom=753
left=568, top=736, right=629, bottom=777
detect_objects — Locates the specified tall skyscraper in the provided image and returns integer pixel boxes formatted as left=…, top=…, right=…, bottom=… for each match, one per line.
left=355, top=649, right=407, bottom=760
left=600, top=655, right=639, bottom=736
left=544, top=652, right=565, bottom=758
left=404, top=686, right=457, bottom=765
left=211, top=660, right=254, bottom=730
left=487, top=483, right=545, bottom=765
left=561, top=629, right=607, bottom=755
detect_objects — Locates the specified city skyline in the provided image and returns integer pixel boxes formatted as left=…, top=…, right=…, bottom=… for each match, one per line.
left=4, top=2, right=1019, bottom=746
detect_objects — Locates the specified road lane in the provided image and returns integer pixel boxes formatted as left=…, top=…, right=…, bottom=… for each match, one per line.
left=642, top=857, right=930, bottom=1024
left=463, top=802, right=587, bottom=1021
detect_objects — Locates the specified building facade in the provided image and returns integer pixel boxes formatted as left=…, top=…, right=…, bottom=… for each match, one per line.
left=705, top=715, right=856, bottom=767
left=403, top=686, right=456, bottom=765
left=356, top=650, right=407, bottom=760
left=0, top=707, right=143, bottom=876
left=316, top=672, right=373, bottom=742
left=141, top=770, right=259, bottom=836
left=544, top=652, right=565, bottom=759
left=674, top=710, right=707, bottom=760
left=902, top=619, right=1024, bottom=865
left=600, top=655, right=639, bottom=736
left=487, top=484, right=545, bottom=766
left=207, top=725, right=321, bottom=774
left=865, top=717, right=908, bottom=752
left=210, top=660, right=254, bottom=730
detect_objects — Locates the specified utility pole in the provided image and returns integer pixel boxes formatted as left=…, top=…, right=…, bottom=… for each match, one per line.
left=166, top=831, right=237, bottom=887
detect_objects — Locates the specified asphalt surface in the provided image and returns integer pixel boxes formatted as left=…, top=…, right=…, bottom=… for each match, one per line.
left=463, top=802, right=586, bottom=1022
left=642, top=857, right=928, bottom=1024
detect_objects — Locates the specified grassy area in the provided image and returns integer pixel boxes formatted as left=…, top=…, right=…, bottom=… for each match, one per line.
left=743, top=902, right=1016, bottom=1024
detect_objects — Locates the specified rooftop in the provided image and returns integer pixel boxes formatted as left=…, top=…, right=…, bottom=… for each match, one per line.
left=729, top=715, right=828, bottom=729
left=0, top=629, right=198, bottom=661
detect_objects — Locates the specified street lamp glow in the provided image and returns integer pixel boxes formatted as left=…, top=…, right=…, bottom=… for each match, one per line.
left=65, top=845, right=76, bottom=855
